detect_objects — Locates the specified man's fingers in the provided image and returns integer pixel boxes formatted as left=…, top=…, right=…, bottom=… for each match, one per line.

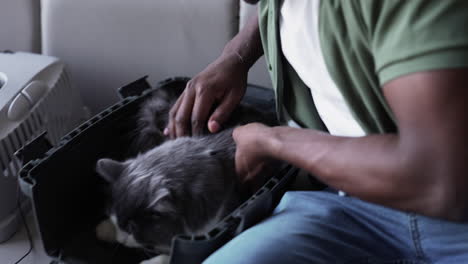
left=191, top=92, right=214, bottom=136
left=167, top=89, right=194, bottom=138
left=208, top=95, right=239, bottom=133
left=166, top=93, right=184, bottom=139
left=174, top=88, right=196, bottom=138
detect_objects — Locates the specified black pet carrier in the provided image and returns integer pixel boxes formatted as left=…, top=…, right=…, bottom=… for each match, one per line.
left=17, top=77, right=300, bottom=264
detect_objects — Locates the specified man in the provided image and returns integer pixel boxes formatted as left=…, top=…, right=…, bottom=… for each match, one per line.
left=165, top=0, right=468, bottom=263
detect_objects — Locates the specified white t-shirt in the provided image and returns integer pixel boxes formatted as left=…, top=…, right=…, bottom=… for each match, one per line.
left=280, top=0, right=365, bottom=137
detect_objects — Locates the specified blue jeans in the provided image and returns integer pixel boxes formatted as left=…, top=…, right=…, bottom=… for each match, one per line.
left=203, top=191, right=468, bottom=264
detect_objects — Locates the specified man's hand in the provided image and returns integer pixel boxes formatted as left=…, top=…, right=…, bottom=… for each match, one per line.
left=233, top=123, right=275, bottom=190
left=165, top=53, right=248, bottom=138
left=164, top=13, right=263, bottom=138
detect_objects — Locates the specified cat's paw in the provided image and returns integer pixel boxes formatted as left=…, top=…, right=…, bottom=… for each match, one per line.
left=95, top=219, right=116, bottom=243
left=139, top=255, right=170, bottom=264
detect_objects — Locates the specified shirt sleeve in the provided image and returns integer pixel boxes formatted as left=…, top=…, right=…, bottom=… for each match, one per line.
left=370, top=0, right=468, bottom=85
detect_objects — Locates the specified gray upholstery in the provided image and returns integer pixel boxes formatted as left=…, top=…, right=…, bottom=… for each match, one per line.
left=4, top=0, right=271, bottom=114
left=0, top=0, right=41, bottom=53
left=42, top=0, right=242, bottom=113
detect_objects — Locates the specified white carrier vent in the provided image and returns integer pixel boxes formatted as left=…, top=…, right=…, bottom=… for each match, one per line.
left=0, top=51, right=87, bottom=242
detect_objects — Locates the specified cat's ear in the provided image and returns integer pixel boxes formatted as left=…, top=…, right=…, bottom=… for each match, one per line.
left=96, top=158, right=126, bottom=183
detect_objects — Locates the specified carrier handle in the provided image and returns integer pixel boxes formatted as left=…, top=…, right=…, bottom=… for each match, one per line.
left=15, top=132, right=52, bottom=198
left=117, top=76, right=151, bottom=98
left=15, top=131, right=52, bottom=164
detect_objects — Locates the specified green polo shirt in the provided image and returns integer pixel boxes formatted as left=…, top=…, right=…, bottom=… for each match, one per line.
left=259, top=0, right=468, bottom=133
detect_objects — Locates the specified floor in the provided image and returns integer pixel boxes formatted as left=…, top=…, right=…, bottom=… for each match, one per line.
left=0, top=213, right=50, bottom=264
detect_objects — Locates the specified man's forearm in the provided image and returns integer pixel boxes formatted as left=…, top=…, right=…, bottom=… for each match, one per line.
left=264, top=126, right=456, bottom=219
left=222, top=13, right=263, bottom=69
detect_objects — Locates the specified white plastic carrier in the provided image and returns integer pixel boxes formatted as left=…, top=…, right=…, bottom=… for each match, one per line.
left=0, top=51, right=87, bottom=242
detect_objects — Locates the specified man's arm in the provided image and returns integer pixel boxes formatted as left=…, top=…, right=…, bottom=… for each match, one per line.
left=234, top=68, right=468, bottom=221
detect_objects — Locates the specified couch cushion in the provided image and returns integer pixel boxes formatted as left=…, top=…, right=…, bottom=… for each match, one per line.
left=42, top=0, right=240, bottom=113
left=0, top=0, right=41, bottom=53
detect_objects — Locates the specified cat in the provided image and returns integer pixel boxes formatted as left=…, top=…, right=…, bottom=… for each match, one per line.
left=95, top=84, right=278, bottom=264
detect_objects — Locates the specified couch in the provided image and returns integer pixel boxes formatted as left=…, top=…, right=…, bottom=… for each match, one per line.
left=1, top=0, right=270, bottom=115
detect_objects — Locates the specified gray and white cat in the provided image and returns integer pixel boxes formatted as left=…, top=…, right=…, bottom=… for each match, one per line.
left=95, top=85, right=277, bottom=264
